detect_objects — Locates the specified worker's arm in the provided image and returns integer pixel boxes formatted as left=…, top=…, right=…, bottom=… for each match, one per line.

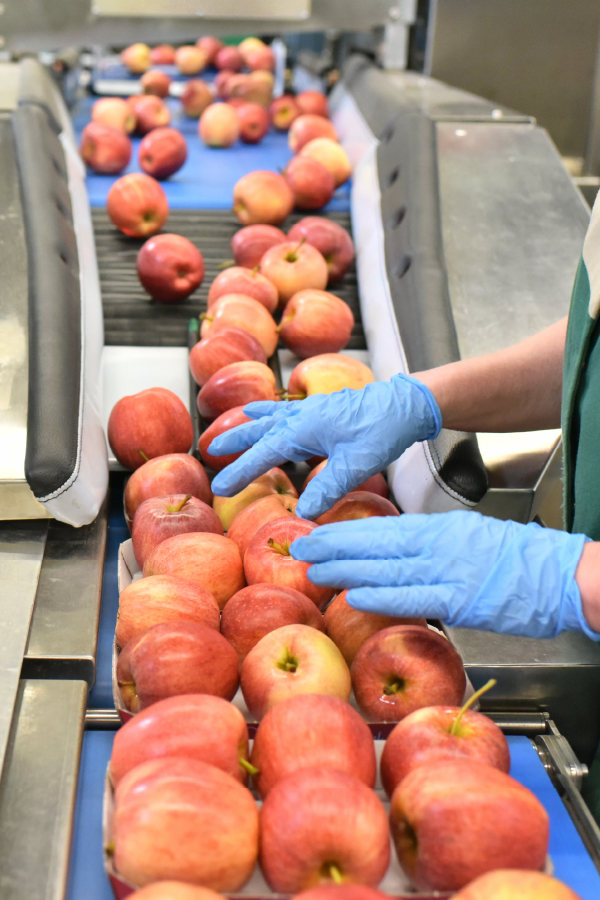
left=578, top=543, right=600, bottom=632
left=416, top=317, right=567, bottom=432
left=290, top=512, right=600, bottom=641
left=209, top=318, right=567, bottom=518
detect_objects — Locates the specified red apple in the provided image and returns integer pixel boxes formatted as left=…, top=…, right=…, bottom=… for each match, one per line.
left=132, top=494, right=223, bottom=568
left=227, top=96, right=247, bottom=109
left=289, top=114, right=338, bottom=152
left=129, top=884, right=223, bottom=900
left=196, top=36, right=224, bottom=64
left=380, top=703, right=510, bottom=798
left=130, top=95, right=171, bottom=135
left=121, top=43, right=151, bottom=74
left=301, top=138, right=352, bottom=187
left=197, top=360, right=277, bottom=422
left=107, top=172, right=169, bottom=237
left=201, top=293, right=278, bottom=356
left=110, top=694, right=251, bottom=788
left=138, top=127, right=187, bottom=179
left=288, top=217, right=355, bottom=283
left=233, top=170, right=295, bottom=226
left=260, top=241, right=328, bottom=305
left=143, top=531, right=245, bottom=608
left=175, top=45, right=208, bottom=75
left=284, top=156, right=335, bottom=210
left=215, top=45, right=244, bottom=72
left=245, top=517, right=335, bottom=608
left=226, top=74, right=251, bottom=101
left=124, top=453, right=212, bottom=521
left=141, top=69, right=172, bottom=98
left=303, top=461, right=389, bottom=498
left=259, top=768, right=390, bottom=892
left=117, top=621, right=240, bottom=712
left=180, top=79, right=213, bottom=117
left=214, top=70, right=235, bottom=100
left=324, top=591, right=426, bottom=667
left=269, top=94, right=301, bottom=131
left=108, top=388, right=192, bottom=470
left=351, top=625, right=466, bottom=722
left=246, top=45, right=275, bottom=72
left=222, top=584, right=323, bottom=661
left=240, top=624, right=351, bottom=719
left=238, top=37, right=265, bottom=61
left=236, top=102, right=270, bottom=144
left=116, top=575, right=220, bottom=648
left=279, top=289, right=354, bottom=357
left=92, top=97, right=136, bottom=133
left=453, top=870, right=582, bottom=900
left=288, top=354, right=374, bottom=398
left=295, top=90, right=329, bottom=118
left=190, top=327, right=266, bottom=388
left=228, top=494, right=298, bottom=559
left=213, top=467, right=297, bottom=531
left=150, top=45, right=176, bottom=65
left=207, top=266, right=278, bottom=313
left=251, top=694, right=375, bottom=798
left=112, top=757, right=259, bottom=890
left=244, top=70, right=275, bottom=106
left=198, top=406, right=251, bottom=471
left=80, top=122, right=131, bottom=175
left=199, top=102, right=240, bottom=147
left=231, top=224, right=286, bottom=268
left=315, top=491, right=399, bottom=525
left=390, top=760, right=549, bottom=891
left=137, top=233, right=203, bottom=302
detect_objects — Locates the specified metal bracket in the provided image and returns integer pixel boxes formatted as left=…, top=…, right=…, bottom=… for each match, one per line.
left=536, top=733, right=589, bottom=792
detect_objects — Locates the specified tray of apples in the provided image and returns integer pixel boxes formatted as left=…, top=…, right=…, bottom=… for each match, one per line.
left=102, top=675, right=561, bottom=900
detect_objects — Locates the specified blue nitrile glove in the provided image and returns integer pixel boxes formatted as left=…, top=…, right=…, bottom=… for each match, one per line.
left=290, top=511, right=598, bottom=640
left=209, top=374, right=442, bottom=520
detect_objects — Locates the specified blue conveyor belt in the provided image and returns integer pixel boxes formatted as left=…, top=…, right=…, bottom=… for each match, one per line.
left=72, top=97, right=351, bottom=212
left=66, top=732, right=600, bottom=899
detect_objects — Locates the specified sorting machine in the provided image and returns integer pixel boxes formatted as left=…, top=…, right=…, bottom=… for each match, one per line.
left=1, top=49, right=600, bottom=900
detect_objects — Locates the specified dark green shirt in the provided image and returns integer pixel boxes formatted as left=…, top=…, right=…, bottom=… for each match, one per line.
left=562, top=257, right=600, bottom=540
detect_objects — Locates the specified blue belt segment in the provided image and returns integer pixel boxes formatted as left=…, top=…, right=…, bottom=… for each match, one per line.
left=66, top=732, right=600, bottom=900
left=73, top=96, right=351, bottom=212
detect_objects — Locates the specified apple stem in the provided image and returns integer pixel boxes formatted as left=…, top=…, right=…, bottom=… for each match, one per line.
left=137, top=450, right=149, bottom=462
left=166, top=494, right=192, bottom=513
left=282, top=392, right=306, bottom=401
left=329, top=865, right=343, bottom=885
left=277, top=315, right=294, bottom=333
left=239, top=757, right=260, bottom=777
left=251, top=264, right=261, bottom=275
left=217, top=259, right=235, bottom=270
left=104, top=843, right=115, bottom=857
left=450, top=678, right=497, bottom=736
left=199, top=312, right=213, bottom=323
left=268, top=537, right=291, bottom=556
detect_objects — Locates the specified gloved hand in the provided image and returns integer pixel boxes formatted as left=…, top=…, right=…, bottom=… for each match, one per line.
left=209, top=374, right=442, bottom=519
left=290, top=511, right=598, bottom=640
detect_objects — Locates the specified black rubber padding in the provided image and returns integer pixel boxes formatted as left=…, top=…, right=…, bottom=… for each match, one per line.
left=12, top=104, right=82, bottom=501
left=343, top=56, right=488, bottom=504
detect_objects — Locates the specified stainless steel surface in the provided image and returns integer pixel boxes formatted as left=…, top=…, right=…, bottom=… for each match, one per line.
left=23, top=500, right=107, bottom=684
left=446, top=625, right=600, bottom=765
left=436, top=119, right=588, bottom=506
left=0, top=680, right=87, bottom=900
left=426, top=0, right=600, bottom=160
left=0, top=521, right=47, bottom=777
left=437, top=121, right=588, bottom=359
left=535, top=733, right=600, bottom=868
left=85, top=708, right=121, bottom=729
left=536, top=734, right=588, bottom=792
left=485, top=711, right=553, bottom=735
left=387, top=70, right=530, bottom=123
left=93, top=0, right=310, bottom=16
left=4, top=0, right=392, bottom=49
